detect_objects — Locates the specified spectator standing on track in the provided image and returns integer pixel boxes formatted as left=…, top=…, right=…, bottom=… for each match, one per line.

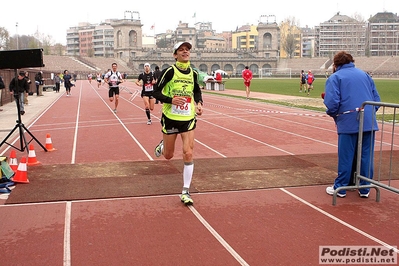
left=153, top=66, right=162, bottom=104
left=153, top=41, right=203, bottom=205
left=9, top=71, right=29, bottom=115
left=324, top=51, right=380, bottom=199
left=305, top=70, right=315, bottom=96
left=299, top=70, right=306, bottom=92
left=63, top=70, right=73, bottom=96
left=242, top=66, right=252, bottom=100
left=135, top=63, right=156, bottom=124
left=215, top=72, right=222, bottom=83
left=0, top=75, right=5, bottom=111
left=23, top=71, right=31, bottom=105
left=35, top=71, right=45, bottom=96
left=54, top=73, right=61, bottom=93
left=104, top=63, right=124, bottom=113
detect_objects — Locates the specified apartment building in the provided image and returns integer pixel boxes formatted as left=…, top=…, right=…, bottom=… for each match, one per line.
left=316, top=12, right=367, bottom=57
left=368, top=12, right=399, bottom=56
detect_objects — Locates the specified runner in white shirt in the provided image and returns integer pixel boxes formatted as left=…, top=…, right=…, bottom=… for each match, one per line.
left=104, top=63, right=124, bottom=113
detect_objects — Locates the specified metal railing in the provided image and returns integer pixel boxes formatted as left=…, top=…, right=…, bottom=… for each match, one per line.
left=333, top=101, right=399, bottom=205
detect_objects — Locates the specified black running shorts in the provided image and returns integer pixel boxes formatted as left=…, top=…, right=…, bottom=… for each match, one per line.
left=141, top=90, right=154, bottom=99
left=109, top=87, right=119, bottom=97
left=160, top=114, right=197, bottom=135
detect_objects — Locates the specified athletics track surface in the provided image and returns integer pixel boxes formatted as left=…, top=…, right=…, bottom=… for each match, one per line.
left=0, top=80, right=398, bottom=266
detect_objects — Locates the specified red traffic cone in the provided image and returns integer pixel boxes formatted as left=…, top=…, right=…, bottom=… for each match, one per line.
left=12, top=157, right=29, bottom=183
left=8, top=150, right=18, bottom=172
left=27, top=144, right=40, bottom=166
left=45, top=133, right=56, bottom=151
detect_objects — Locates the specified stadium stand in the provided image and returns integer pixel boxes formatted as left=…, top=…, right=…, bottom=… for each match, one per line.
left=31, top=55, right=135, bottom=76
left=40, top=55, right=96, bottom=73
left=354, top=56, right=391, bottom=73
left=24, top=55, right=399, bottom=79
left=278, top=56, right=399, bottom=78
left=80, top=57, right=134, bottom=73
left=372, top=56, right=399, bottom=74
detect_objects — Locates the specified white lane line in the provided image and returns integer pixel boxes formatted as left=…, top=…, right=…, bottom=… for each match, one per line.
left=200, top=118, right=295, bottom=155
left=205, top=108, right=337, bottom=148
left=118, top=94, right=228, bottom=158
left=63, top=201, right=72, bottom=266
left=205, top=96, right=399, bottom=148
left=188, top=205, right=250, bottom=266
left=92, top=86, right=153, bottom=160
left=280, top=188, right=399, bottom=253
left=195, top=139, right=227, bottom=158
left=71, top=84, right=83, bottom=164
left=206, top=102, right=328, bottom=117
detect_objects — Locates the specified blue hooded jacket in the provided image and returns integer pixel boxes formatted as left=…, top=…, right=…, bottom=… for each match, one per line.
left=323, top=62, right=380, bottom=134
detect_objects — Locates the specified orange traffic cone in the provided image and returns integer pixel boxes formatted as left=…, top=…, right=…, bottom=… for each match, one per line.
left=8, top=150, right=18, bottom=172
left=27, top=144, right=40, bottom=166
left=12, top=157, right=29, bottom=183
left=45, top=133, right=56, bottom=151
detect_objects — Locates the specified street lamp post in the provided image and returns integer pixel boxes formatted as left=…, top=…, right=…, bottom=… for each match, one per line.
left=16, top=22, right=19, bottom=49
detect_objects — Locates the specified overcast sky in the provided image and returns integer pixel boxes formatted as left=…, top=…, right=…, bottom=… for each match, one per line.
left=2, top=0, right=397, bottom=45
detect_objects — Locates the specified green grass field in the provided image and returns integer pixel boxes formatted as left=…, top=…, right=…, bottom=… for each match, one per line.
left=221, top=78, right=399, bottom=103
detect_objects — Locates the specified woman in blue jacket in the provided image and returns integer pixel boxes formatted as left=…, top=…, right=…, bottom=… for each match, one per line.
left=324, top=51, right=380, bottom=198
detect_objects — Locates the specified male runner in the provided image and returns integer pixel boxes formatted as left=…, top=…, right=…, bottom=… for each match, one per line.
left=242, top=66, right=253, bottom=99
left=306, top=70, right=315, bottom=96
left=104, top=63, right=124, bottom=113
left=299, top=70, right=306, bottom=92
left=153, top=42, right=203, bottom=205
left=135, top=63, right=156, bottom=124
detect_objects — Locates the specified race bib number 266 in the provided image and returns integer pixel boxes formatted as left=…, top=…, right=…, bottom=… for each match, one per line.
left=172, top=97, right=192, bottom=116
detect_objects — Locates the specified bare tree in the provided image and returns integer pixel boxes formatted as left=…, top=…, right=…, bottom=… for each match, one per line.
left=352, top=12, right=365, bottom=23
left=0, top=27, right=10, bottom=49
left=41, top=34, right=53, bottom=55
left=280, top=17, right=301, bottom=58
left=53, top=43, right=64, bottom=56
left=284, top=34, right=297, bottom=58
left=19, top=35, right=40, bottom=49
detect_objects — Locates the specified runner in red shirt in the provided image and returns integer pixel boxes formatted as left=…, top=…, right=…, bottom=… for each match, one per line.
left=306, top=70, right=315, bottom=96
left=242, top=66, right=253, bottom=99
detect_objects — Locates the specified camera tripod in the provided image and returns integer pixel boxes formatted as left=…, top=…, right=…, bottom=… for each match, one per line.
left=0, top=69, right=47, bottom=153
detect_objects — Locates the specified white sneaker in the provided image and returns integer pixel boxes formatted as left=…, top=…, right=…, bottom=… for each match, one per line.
left=358, top=191, right=370, bottom=198
left=147, top=119, right=152, bottom=125
left=326, top=186, right=346, bottom=198
left=113, top=109, right=117, bottom=113
left=154, top=140, right=163, bottom=157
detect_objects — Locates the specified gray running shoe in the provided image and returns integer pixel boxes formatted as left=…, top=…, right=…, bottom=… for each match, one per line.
left=154, top=140, right=163, bottom=157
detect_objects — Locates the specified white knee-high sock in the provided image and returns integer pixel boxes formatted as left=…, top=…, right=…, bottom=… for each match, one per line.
left=182, top=162, right=194, bottom=194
